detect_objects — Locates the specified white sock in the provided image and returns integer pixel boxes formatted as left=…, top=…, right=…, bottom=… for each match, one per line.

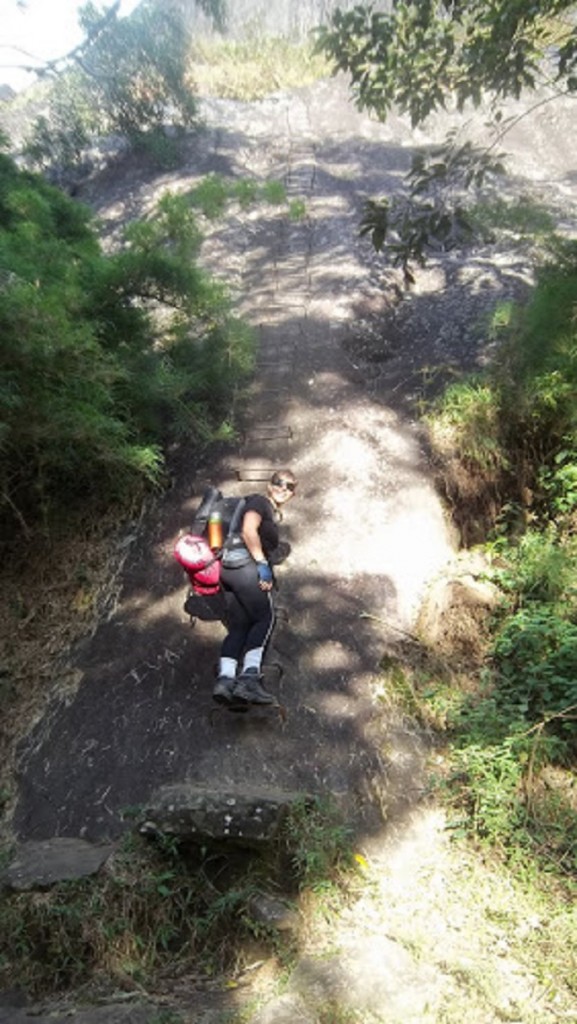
left=242, top=648, right=263, bottom=674
left=219, top=657, right=237, bottom=679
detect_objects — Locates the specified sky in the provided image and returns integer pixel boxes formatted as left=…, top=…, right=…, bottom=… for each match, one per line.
left=0, top=0, right=141, bottom=91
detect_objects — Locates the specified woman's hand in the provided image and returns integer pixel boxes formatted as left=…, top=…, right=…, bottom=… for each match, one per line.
left=257, top=561, right=273, bottom=591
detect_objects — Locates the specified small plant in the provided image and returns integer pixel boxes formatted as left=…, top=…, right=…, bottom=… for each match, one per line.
left=262, top=180, right=286, bottom=204
left=280, top=797, right=355, bottom=889
left=539, top=445, right=577, bottom=517
left=0, top=835, right=265, bottom=996
left=288, top=198, right=307, bottom=221
left=232, top=179, right=258, bottom=208
left=187, top=173, right=230, bottom=218
left=489, top=527, right=577, bottom=616
left=425, top=377, right=506, bottom=470
left=450, top=732, right=527, bottom=845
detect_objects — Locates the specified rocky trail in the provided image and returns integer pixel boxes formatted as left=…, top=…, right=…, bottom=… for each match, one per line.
left=2, top=75, right=576, bottom=1023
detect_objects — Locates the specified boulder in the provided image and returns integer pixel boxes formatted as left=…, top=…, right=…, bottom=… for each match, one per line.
left=417, top=550, right=501, bottom=666
left=139, top=783, right=308, bottom=847
left=3, top=838, right=116, bottom=891
left=247, top=892, right=300, bottom=932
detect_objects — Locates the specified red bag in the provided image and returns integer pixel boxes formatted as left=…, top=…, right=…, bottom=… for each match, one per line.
left=174, top=534, right=221, bottom=596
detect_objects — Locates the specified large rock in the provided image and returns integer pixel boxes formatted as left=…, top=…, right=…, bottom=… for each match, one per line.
left=139, top=783, right=308, bottom=847
left=416, top=550, right=501, bottom=666
left=2, top=838, right=116, bottom=891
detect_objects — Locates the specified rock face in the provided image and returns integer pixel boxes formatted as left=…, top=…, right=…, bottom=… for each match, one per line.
left=2, top=838, right=116, bottom=892
left=139, top=783, right=308, bottom=846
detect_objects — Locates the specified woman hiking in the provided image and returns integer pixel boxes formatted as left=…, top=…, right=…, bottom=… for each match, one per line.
left=212, top=469, right=297, bottom=706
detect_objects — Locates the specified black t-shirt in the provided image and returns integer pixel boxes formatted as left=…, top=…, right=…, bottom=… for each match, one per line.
left=243, top=494, right=279, bottom=557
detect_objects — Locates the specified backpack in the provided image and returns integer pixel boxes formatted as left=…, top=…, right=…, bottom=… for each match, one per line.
left=173, top=487, right=250, bottom=597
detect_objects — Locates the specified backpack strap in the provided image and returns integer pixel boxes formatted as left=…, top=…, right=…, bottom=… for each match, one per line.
left=191, top=486, right=222, bottom=534
left=223, top=498, right=246, bottom=546
left=207, top=498, right=247, bottom=565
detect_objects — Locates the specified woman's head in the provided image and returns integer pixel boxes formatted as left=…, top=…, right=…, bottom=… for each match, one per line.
left=267, top=469, right=297, bottom=506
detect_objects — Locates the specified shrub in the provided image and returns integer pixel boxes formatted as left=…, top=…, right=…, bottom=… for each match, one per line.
left=491, top=607, right=577, bottom=739
left=0, top=156, right=254, bottom=540
left=426, top=249, right=577, bottom=534
left=490, top=526, right=577, bottom=617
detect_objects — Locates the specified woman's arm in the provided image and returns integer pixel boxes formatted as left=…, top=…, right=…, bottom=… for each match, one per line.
left=241, top=510, right=266, bottom=563
left=241, top=510, right=273, bottom=591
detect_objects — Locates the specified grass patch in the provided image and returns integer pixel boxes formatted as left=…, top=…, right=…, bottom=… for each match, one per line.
left=371, top=643, right=577, bottom=1017
left=184, top=173, right=287, bottom=219
left=188, top=35, right=332, bottom=101
left=0, top=797, right=358, bottom=998
left=382, top=641, right=577, bottom=881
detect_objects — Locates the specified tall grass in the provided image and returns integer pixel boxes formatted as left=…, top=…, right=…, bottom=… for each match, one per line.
left=189, top=35, right=332, bottom=100
left=0, top=798, right=355, bottom=997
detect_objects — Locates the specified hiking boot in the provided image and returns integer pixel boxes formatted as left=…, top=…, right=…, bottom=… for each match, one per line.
left=232, top=667, right=275, bottom=705
left=212, top=675, right=235, bottom=704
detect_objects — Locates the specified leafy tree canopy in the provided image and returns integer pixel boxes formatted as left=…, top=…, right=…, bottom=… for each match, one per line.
left=316, top=0, right=577, bottom=127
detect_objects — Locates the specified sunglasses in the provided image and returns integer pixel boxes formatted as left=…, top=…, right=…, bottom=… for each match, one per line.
left=271, top=475, right=296, bottom=492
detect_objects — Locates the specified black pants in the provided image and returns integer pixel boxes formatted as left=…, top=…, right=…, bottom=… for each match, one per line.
left=220, top=562, right=276, bottom=662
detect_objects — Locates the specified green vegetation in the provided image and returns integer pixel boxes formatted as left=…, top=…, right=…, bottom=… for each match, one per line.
left=0, top=147, right=254, bottom=541
left=324, top=8, right=577, bottom=903
left=317, top=1, right=577, bottom=278
left=0, top=798, right=356, bottom=996
left=322, top=2, right=577, bottom=1001
left=469, top=194, right=557, bottom=239
left=315, top=1, right=577, bottom=127
left=23, top=1, right=206, bottom=173
left=190, top=35, right=333, bottom=101
left=185, top=173, right=286, bottom=218
left=21, top=12, right=332, bottom=174
left=359, top=133, right=507, bottom=285
left=389, top=250, right=577, bottom=885
left=281, top=796, right=354, bottom=889
left=1, top=0, right=576, bottom=1012
left=427, top=240, right=577, bottom=531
